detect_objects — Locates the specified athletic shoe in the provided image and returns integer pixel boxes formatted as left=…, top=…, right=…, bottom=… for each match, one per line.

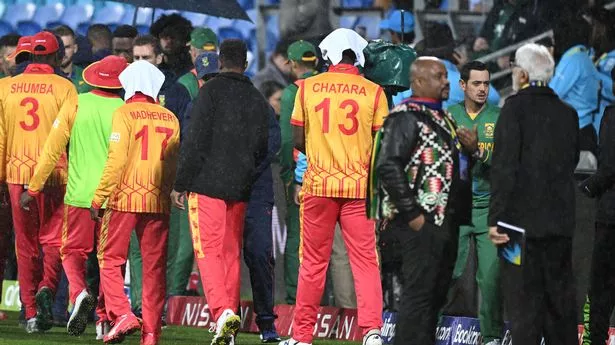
left=35, top=286, right=54, bottom=331
left=362, top=329, right=383, bottom=345
left=96, top=320, right=111, bottom=340
left=260, top=324, right=282, bottom=343
left=140, top=332, right=158, bottom=345
left=485, top=340, right=502, bottom=345
left=67, top=290, right=96, bottom=336
left=211, top=309, right=241, bottom=345
left=103, top=313, right=141, bottom=344
left=25, top=318, right=39, bottom=334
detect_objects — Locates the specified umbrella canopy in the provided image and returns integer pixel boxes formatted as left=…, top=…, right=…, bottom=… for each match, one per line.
left=115, top=0, right=251, bottom=21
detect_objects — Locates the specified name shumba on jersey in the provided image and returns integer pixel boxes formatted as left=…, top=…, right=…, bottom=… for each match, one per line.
left=0, top=64, right=78, bottom=186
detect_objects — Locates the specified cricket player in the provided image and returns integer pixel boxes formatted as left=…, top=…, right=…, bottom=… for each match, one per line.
left=280, top=28, right=388, bottom=345
left=0, top=31, right=77, bottom=333
left=90, top=60, right=180, bottom=345
left=19, top=55, right=128, bottom=337
left=278, top=40, right=318, bottom=305
left=447, top=61, right=502, bottom=345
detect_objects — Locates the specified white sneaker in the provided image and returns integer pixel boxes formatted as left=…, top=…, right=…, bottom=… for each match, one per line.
left=278, top=339, right=311, bottom=345
left=362, top=329, right=383, bottom=345
left=25, top=318, right=39, bottom=334
left=67, top=290, right=96, bottom=336
left=485, top=340, right=502, bottom=345
left=96, top=320, right=111, bottom=340
left=211, top=309, right=241, bottom=345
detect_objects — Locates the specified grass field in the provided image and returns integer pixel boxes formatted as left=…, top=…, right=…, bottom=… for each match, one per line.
left=0, top=312, right=359, bottom=345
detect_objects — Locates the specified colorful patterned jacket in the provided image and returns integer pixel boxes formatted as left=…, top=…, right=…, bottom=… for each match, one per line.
left=368, top=100, right=472, bottom=227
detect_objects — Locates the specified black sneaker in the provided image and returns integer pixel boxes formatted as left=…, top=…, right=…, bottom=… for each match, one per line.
left=260, top=325, right=281, bottom=343
left=35, top=287, right=54, bottom=331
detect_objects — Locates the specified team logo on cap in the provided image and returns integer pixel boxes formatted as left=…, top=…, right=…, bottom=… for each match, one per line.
left=159, top=95, right=166, bottom=107
left=202, top=56, right=210, bottom=67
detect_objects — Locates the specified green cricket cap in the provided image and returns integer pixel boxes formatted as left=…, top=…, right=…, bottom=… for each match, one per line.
left=287, top=40, right=317, bottom=62
left=190, top=27, right=218, bottom=51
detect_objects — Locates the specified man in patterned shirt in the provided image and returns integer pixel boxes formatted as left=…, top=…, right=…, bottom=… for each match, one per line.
left=372, top=57, right=475, bottom=345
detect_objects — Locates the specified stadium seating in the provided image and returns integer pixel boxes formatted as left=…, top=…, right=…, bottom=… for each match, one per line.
left=91, top=2, right=125, bottom=24
left=76, top=22, right=89, bottom=36
left=16, top=20, right=41, bottom=36
left=3, top=3, right=36, bottom=27
left=136, top=24, right=149, bottom=35
left=182, top=11, right=208, bottom=27
left=60, top=4, right=94, bottom=28
left=32, top=3, right=65, bottom=28
left=0, top=20, right=13, bottom=36
left=218, top=27, right=244, bottom=41
left=120, top=7, right=153, bottom=26
left=0, top=3, right=6, bottom=19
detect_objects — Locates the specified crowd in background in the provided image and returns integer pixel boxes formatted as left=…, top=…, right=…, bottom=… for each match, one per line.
left=0, top=1, right=613, bottom=345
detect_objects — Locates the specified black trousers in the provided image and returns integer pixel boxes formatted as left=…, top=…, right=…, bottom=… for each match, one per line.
left=501, top=237, right=577, bottom=345
left=394, top=219, right=459, bottom=345
left=589, top=223, right=615, bottom=344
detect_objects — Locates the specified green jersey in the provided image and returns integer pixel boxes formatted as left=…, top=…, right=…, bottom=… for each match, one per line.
left=448, top=102, right=500, bottom=207
left=65, top=92, right=124, bottom=207
left=178, top=72, right=200, bottom=100
left=279, top=71, right=317, bottom=184
left=71, top=65, right=93, bottom=94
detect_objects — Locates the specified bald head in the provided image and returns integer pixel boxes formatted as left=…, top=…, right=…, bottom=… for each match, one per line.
left=410, top=57, right=450, bottom=101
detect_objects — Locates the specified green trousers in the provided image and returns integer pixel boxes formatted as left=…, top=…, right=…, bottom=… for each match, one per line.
left=129, top=204, right=194, bottom=311
left=452, top=206, right=503, bottom=342
left=583, top=294, right=591, bottom=345
left=284, top=183, right=301, bottom=304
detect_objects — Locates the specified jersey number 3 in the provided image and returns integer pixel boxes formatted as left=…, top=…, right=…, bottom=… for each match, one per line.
left=315, top=98, right=359, bottom=135
left=19, top=97, right=40, bottom=131
left=135, top=125, right=174, bottom=161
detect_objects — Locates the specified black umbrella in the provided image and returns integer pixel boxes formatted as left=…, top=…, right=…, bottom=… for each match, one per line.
left=113, top=0, right=252, bottom=22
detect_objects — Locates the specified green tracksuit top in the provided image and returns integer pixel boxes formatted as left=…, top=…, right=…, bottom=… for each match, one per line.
left=65, top=92, right=124, bottom=207
left=279, top=70, right=318, bottom=184
left=448, top=102, right=500, bottom=208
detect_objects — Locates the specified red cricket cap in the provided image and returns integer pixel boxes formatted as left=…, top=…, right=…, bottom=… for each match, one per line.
left=6, top=36, right=32, bottom=60
left=83, top=55, right=129, bottom=89
left=31, top=31, right=59, bottom=55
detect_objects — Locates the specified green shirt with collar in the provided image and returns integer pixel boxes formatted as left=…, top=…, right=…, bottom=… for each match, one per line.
left=279, top=70, right=317, bottom=184
left=71, top=65, right=93, bottom=94
left=448, top=102, right=500, bottom=208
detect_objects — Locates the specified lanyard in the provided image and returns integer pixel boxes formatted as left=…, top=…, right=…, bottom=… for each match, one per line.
left=442, top=115, right=463, bottom=151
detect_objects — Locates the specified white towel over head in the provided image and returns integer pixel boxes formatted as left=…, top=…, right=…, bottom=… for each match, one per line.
left=318, top=28, right=369, bottom=67
left=119, top=60, right=165, bottom=101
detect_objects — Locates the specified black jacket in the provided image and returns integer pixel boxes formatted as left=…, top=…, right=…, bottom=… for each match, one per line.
left=375, top=101, right=472, bottom=227
left=580, top=106, right=615, bottom=224
left=174, top=72, right=269, bottom=201
left=158, top=70, right=191, bottom=135
left=488, top=86, right=580, bottom=238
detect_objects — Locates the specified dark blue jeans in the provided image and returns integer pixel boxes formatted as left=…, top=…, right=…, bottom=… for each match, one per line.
left=243, top=184, right=276, bottom=328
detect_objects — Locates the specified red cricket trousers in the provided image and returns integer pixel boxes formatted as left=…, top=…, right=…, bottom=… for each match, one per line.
left=8, top=183, right=64, bottom=319
left=0, top=190, right=12, bottom=304
left=292, top=195, right=383, bottom=344
left=188, top=193, right=246, bottom=321
left=98, top=209, right=168, bottom=335
left=60, top=205, right=106, bottom=319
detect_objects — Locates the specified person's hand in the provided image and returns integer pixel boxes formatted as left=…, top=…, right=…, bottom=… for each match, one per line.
left=293, top=184, right=302, bottom=206
left=473, top=37, right=489, bottom=52
left=171, top=190, right=186, bottom=210
left=497, top=55, right=510, bottom=70
left=489, top=226, right=510, bottom=245
left=90, top=207, right=101, bottom=221
left=453, top=49, right=468, bottom=68
left=458, top=125, right=479, bottom=153
left=408, top=214, right=425, bottom=232
left=19, top=191, right=33, bottom=211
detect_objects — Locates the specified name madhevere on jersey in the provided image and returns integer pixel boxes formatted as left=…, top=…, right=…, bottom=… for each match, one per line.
left=312, top=82, right=367, bottom=96
left=11, top=82, right=54, bottom=94
left=129, top=110, right=174, bottom=122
